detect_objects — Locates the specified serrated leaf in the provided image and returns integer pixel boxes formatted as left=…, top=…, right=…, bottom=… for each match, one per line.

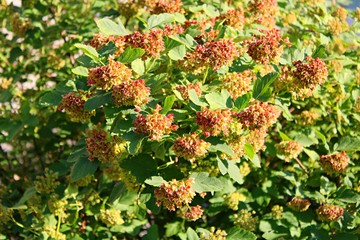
left=109, top=182, right=127, bottom=203
left=188, top=89, right=206, bottom=106
left=131, top=58, right=145, bottom=75
left=72, top=66, right=88, bottom=76
left=121, top=154, right=157, bottom=183
left=74, top=43, right=99, bottom=61
left=226, top=226, right=257, bottom=240
left=227, top=160, right=244, bottom=184
left=336, top=189, right=360, bottom=203
left=253, top=72, right=279, bottom=101
left=147, top=13, right=175, bottom=29
left=39, top=91, right=63, bottom=106
left=119, top=47, right=145, bottom=63
left=145, top=176, right=166, bottom=186
left=190, top=172, right=224, bottom=192
left=70, top=157, right=99, bottom=181
left=205, top=90, right=230, bottom=110
left=168, top=45, right=186, bottom=60
left=161, top=95, right=175, bottom=114
left=96, top=18, right=127, bottom=36
left=123, top=132, right=145, bottom=155
left=84, top=91, right=113, bottom=111
left=234, top=92, right=251, bottom=110
left=335, top=136, right=360, bottom=152
left=209, top=143, right=235, bottom=157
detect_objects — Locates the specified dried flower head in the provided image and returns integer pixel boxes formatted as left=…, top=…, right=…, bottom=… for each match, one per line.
left=222, top=70, right=255, bottom=100
left=292, top=56, right=328, bottom=88
left=173, top=133, right=211, bottom=163
left=145, top=0, right=183, bottom=14
left=154, top=178, right=196, bottom=211
left=316, top=204, right=344, bottom=222
left=196, top=107, right=233, bottom=137
left=85, top=126, right=127, bottom=163
left=112, top=79, right=150, bottom=107
left=235, top=102, right=281, bottom=130
left=287, top=197, right=311, bottom=212
left=88, top=55, right=132, bottom=90
left=319, top=151, right=349, bottom=175
left=133, top=104, right=177, bottom=141
left=175, top=82, right=202, bottom=100
left=124, top=29, right=165, bottom=59
left=276, top=140, right=303, bottom=162
left=245, top=29, right=290, bottom=64
left=58, top=91, right=95, bottom=122
left=216, top=9, right=245, bottom=29
left=248, top=0, right=278, bottom=17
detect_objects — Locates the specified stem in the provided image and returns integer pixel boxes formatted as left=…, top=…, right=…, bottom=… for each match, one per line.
left=57, top=215, right=62, bottom=234
left=202, top=66, right=209, bottom=84
left=294, top=157, right=309, bottom=175
left=157, top=160, right=175, bottom=170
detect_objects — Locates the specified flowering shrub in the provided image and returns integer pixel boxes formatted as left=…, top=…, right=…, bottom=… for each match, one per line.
left=1, top=0, right=360, bottom=239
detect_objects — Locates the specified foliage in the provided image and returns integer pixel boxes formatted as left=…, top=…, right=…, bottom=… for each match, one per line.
left=1, top=0, right=360, bottom=239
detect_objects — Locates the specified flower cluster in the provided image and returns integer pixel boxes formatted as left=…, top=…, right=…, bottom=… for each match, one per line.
left=179, top=205, right=204, bottom=221
left=42, top=226, right=66, bottom=240
left=0, top=204, right=13, bottom=227
left=216, top=9, right=245, bottom=30
left=222, top=70, right=255, bottom=100
left=89, top=34, right=125, bottom=56
left=99, top=209, right=125, bottom=226
left=162, top=24, right=185, bottom=36
left=232, top=209, right=259, bottom=231
left=133, top=104, right=177, bottom=141
left=316, top=204, right=344, bottom=222
left=103, top=163, right=140, bottom=191
left=47, top=195, right=68, bottom=218
left=235, top=102, right=281, bottom=130
left=199, top=227, right=227, bottom=240
left=117, top=0, right=145, bottom=18
left=296, top=109, right=320, bottom=125
left=34, top=169, right=60, bottom=194
left=88, top=55, right=132, bottom=90
left=124, top=29, right=165, bottom=59
left=291, top=56, right=328, bottom=97
left=179, top=39, right=239, bottom=74
left=173, top=133, right=211, bottom=163
left=154, top=178, right=196, bottom=211
left=271, top=205, right=283, bottom=219
left=145, top=0, right=183, bottom=14
left=112, top=79, right=150, bottom=107
left=175, top=82, right=202, bottom=100
left=11, top=12, right=30, bottom=37
left=319, top=151, right=349, bottom=175
left=85, top=126, right=127, bottom=163
left=58, top=91, right=95, bottom=122
left=196, top=107, right=233, bottom=137
left=276, top=140, right=303, bottom=162
left=245, top=29, right=290, bottom=64
left=248, top=0, right=278, bottom=17
left=225, top=192, right=246, bottom=211
left=287, top=197, right=311, bottom=212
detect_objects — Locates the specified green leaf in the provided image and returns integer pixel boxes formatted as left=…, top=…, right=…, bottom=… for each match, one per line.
left=123, top=132, right=145, bottom=155
left=169, top=34, right=197, bottom=49
left=334, top=136, right=360, bottom=152
left=303, top=148, right=320, bottom=161
left=121, top=154, right=157, bottom=183
left=253, top=72, right=279, bottom=101
left=109, top=182, right=127, bottom=203
left=74, top=43, right=99, bottom=61
left=165, top=222, right=182, bottom=237
left=244, top=143, right=255, bottom=160
left=12, top=187, right=36, bottom=209
left=96, top=18, right=127, bottom=36
left=188, top=89, right=206, bottom=106
left=234, top=92, right=251, bottom=110
left=131, top=58, right=145, bottom=75
left=145, top=176, right=166, bottom=186
left=161, top=95, right=175, bottom=114
left=190, top=172, right=224, bottom=192
left=143, top=224, right=160, bottom=240
left=186, top=227, right=199, bottom=240
left=72, top=66, right=88, bottom=76
left=168, top=45, right=186, bottom=60
left=209, top=143, right=235, bottom=157
left=226, top=226, right=257, bottom=240
left=119, top=47, right=145, bottom=63
left=249, top=154, right=261, bottom=168
left=227, top=160, right=244, bottom=184
left=67, top=147, right=88, bottom=163
left=278, top=130, right=292, bottom=141
left=147, top=13, right=175, bottom=29
left=84, top=91, right=113, bottom=111
left=205, top=90, right=230, bottom=110
left=312, top=45, right=327, bottom=58
left=39, top=91, right=63, bottom=106
left=70, top=157, right=100, bottom=182
left=336, top=189, right=360, bottom=203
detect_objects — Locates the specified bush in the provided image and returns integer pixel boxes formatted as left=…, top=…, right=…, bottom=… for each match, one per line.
left=1, top=0, right=360, bottom=239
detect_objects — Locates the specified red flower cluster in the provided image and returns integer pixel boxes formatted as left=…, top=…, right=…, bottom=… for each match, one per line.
left=235, top=102, right=281, bottom=130
left=222, top=70, right=255, bottom=100
left=292, top=56, right=328, bottom=89
left=88, top=56, right=132, bottom=90
left=216, top=9, right=245, bottom=30
left=58, top=91, right=95, bottom=122
left=133, top=104, right=177, bottom=141
left=112, top=79, right=150, bottom=107
left=124, top=29, right=165, bottom=59
left=248, top=0, right=278, bottom=28
left=180, top=39, right=239, bottom=74
left=175, top=82, right=202, bottom=100
left=196, top=107, right=233, bottom=137
left=88, top=33, right=125, bottom=56
left=154, top=178, right=196, bottom=211
left=179, top=205, right=204, bottom=221
left=162, top=24, right=185, bottom=36
left=245, top=29, right=290, bottom=64
left=145, top=0, right=183, bottom=14
left=85, top=126, right=126, bottom=163
left=173, top=133, right=211, bottom=163
left=287, top=198, right=311, bottom=212
left=319, top=151, right=349, bottom=175
left=316, top=204, right=344, bottom=222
